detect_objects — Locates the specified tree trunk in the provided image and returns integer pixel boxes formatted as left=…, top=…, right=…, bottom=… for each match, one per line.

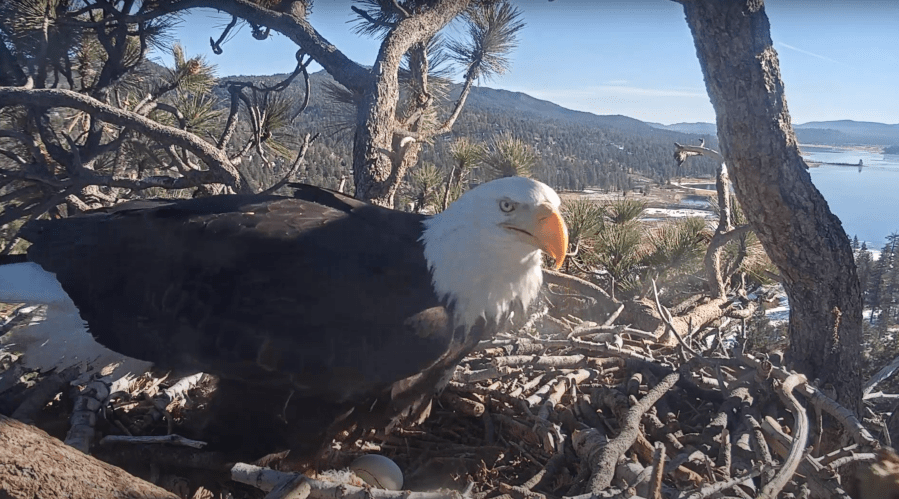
left=352, top=0, right=471, bottom=206
left=678, top=0, right=863, bottom=414
left=0, top=415, right=178, bottom=499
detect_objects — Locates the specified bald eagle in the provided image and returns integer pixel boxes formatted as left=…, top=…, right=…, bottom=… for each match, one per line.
left=0, top=177, right=567, bottom=456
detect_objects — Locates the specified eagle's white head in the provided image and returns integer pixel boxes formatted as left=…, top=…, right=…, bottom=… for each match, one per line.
left=421, top=177, right=568, bottom=328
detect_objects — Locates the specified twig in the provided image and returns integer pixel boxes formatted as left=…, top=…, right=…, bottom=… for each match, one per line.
left=681, top=467, right=762, bottom=499
left=823, top=452, right=876, bottom=471
left=493, top=355, right=586, bottom=370
left=0, top=87, right=247, bottom=192
left=99, top=434, right=208, bottom=449
left=453, top=365, right=519, bottom=384
left=741, top=352, right=879, bottom=449
left=864, top=353, right=899, bottom=396
left=651, top=279, right=713, bottom=366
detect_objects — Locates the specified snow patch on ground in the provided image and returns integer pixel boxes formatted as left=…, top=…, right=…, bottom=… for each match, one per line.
left=759, top=285, right=790, bottom=325
left=765, top=296, right=790, bottom=324
left=641, top=207, right=716, bottom=220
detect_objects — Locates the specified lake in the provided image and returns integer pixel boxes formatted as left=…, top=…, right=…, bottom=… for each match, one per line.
left=802, top=145, right=899, bottom=249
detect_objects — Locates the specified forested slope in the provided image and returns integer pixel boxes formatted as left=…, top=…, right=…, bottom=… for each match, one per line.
left=211, top=69, right=721, bottom=196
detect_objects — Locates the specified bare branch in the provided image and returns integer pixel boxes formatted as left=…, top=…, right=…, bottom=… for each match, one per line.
left=587, top=372, right=680, bottom=492
left=166, top=0, right=371, bottom=91
left=0, top=165, right=67, bottom=188
left=0, top=87, right=248, bottom=192
left=261, top=132, right=317, bottom=195
left=217, top=86, right=242, bottom=149
left=209, top=15, right=239, bottom=55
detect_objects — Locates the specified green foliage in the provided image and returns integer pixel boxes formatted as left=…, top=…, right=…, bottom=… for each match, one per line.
left=708, top=193, right=777, bottom=285
left=857, top=245, right=876, bottom=308
left=0, top=0, right=80, bottom=67
left=562, top=198, right=645, bottom=295
left=448, top=1, right=525, bottom=81
left=562, top=198, right=606, bottom=250
left=642, top=217, right=707, bottom=278
left=169, top=91, right=223, bottom=135
left=350, top=0, right=409, bottom=39
left=561, top=197, right=756, bottom=300
left=481, top=132, right=537, bottom=180
left=866, top=233, right=899, bottom=327
left=439, top=137, right=484, bottom=209
left=588, top=220, right=645, bottom=293
left=606, top=198, right=647, bottom=224
left=451, top=136, right=483, bottom=169
left=408, top=163, right=443, bottom=213
left=166, top=44, right=217, bottom=94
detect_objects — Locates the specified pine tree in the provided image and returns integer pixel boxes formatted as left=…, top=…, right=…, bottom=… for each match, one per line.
left=869, top=236, right=899, bottom=325
left=856, top=242, right=874, bottom=308
left=882, top=233, right=899, bottom=325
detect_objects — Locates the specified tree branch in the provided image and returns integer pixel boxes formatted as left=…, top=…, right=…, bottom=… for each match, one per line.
left=260, top=132, right=317, bottom=194
left=164, top=0, right=371, bottom=92
left=433, top=70, right=476, bottom=136
left=0, top=87, right=248, bottom=192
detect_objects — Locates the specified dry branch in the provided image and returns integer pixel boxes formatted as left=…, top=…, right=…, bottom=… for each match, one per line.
left=864, top=353, right=899, bottom=396
left=65, top=378, right=110, bottom=453
left=231, top=463, right=464, bottom=499
left=587, top=372, right=680, bottom=492
left=759, top=373, right=808, bottom=498
left=99, top=434, right=208, bottom=449
left=0, top=87, right=247, bottom=192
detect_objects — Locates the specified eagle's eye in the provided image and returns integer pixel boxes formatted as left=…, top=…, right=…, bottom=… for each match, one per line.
left=499, top=200, right=515, bottom=213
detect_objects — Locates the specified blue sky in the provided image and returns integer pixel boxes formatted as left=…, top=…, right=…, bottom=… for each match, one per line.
left=160, top=1, right=899, bottom=125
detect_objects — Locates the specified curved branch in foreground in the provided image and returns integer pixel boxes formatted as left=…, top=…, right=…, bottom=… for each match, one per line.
left=587, top=372, right=680, bottom=492
left=740, top=352, right=879, bottom=449
left=0, top=87, right=249, bottom=193
left=759, top=373, right=809, bottom=499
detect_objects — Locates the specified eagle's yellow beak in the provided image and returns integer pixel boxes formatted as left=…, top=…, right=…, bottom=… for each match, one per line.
left=533, top=204, right=568, bottom=270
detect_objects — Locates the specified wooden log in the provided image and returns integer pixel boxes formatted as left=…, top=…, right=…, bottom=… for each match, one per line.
left=0, top=414, right=178, bottom=499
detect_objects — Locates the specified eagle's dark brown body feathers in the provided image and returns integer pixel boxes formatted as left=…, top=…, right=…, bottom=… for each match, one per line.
left=8, top=179, right=567, bottom=457
left=23, top=189, right=463, bottom=402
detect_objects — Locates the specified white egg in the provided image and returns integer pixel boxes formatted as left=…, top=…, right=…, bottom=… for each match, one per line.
left=349, top=454, right=404, bottom=490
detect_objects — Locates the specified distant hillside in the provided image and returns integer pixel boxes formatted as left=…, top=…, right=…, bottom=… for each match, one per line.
left=461, top=86, right=660, bottom=135
left=794, top=120, right=899, bottom=146
left=649, top=119, right=899, bottom=147
left=648, top=122, right=718, bottom=136
left=209, top=70, right=721, bottom=194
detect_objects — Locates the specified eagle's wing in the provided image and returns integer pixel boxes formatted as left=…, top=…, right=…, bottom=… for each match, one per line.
left=22, top=190, right=453, bottom=403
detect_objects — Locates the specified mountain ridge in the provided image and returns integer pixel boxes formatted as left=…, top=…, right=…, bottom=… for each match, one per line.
left=649, top=119, right=899, bottom=146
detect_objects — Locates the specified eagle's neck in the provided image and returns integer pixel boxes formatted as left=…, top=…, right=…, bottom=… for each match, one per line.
left=420, top=214, right=544, bottom=329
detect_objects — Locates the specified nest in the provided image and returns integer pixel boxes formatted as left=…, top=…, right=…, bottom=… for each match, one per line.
left=0, top=295, right=894, bottom=499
